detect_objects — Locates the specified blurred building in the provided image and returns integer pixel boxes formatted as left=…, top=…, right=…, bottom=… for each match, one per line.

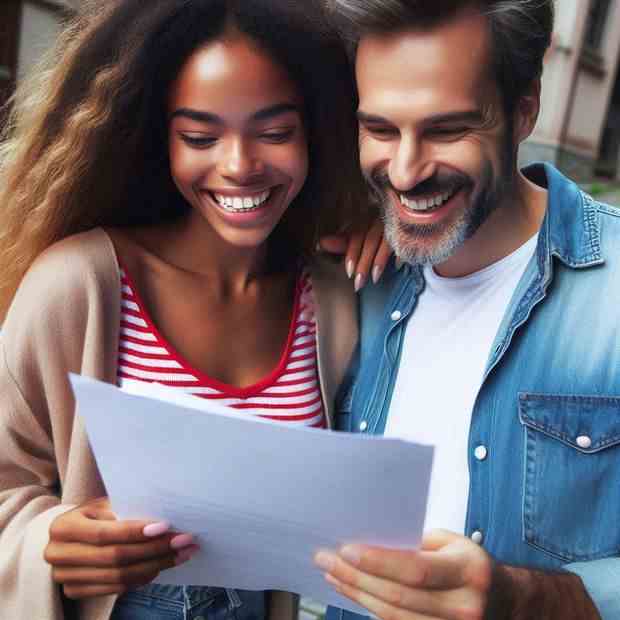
left=3, top=1, right=620, bottom=181
left=522, top=0, right=620, bottom=181
left=0, top=0, right=77, bottom=113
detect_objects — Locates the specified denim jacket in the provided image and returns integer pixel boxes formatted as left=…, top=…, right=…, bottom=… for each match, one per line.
left=328, top=163, right=620, bottom=620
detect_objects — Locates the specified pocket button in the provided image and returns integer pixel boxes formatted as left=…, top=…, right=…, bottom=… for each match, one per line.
left=576, top=435, right=592, bottom=449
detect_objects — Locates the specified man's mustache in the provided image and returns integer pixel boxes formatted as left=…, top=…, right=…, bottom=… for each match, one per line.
left=367, top=169, right=471, bottom=200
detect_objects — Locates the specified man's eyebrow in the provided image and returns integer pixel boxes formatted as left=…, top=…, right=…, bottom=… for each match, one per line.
left=357, top=111, right=392, bottom=124
left=170, top=103, right=301, bottom=124
left=425, top=110, right=485, bottom=125
left=357, top=110, right=485, bottom=125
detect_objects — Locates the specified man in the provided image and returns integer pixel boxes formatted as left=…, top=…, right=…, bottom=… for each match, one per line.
left=314, top=1, right=619, bottom=619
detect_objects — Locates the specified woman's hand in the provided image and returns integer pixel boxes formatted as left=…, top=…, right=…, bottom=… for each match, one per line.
left=44, top=497, right=198, bottom=600
left=319, top=219, right=393, bottom=292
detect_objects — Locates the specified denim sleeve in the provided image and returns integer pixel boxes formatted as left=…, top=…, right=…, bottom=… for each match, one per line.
left=564, top=558, right=620, bottom=619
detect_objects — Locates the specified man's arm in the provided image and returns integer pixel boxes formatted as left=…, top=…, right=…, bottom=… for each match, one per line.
left=315, top=529, right=602, bottom=620
left=489, top=563, right=600, bottom=620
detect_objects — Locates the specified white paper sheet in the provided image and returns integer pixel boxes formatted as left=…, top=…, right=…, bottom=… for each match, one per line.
left=71, top=374, right=434, bottom=614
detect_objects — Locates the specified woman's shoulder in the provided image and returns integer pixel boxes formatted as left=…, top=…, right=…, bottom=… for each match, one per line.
left=4, top=228, right=119, bottom=330
left=33, top=228, right=117, bottom=276
left=305, top=255, right=354, bottom=299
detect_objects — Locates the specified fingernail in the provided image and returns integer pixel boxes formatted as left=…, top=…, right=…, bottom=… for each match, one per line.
left=325, top=573, right=341, bottom=587
left=175, top=544, right=199, bottom=566
left=346, top=260, right=355, bottom=279
left=170, top=533, right=195, bottom=550
left=143, top=521, right=170, bottom=537
left=340, top=545, right=362, bottom=566
left=354, top=273, right=365, bottom=293
left=372, top=265, right=383, bottom=284
left=314, top=550, right=337, bottom=571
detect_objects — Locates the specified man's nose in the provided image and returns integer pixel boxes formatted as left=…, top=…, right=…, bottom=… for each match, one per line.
left=217, top=137, right=264, bottom=182
left=389, top=134, right=436, bottom=192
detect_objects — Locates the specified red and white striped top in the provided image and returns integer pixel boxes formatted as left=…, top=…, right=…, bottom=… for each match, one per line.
left=117, top=267, right=326, bottom=428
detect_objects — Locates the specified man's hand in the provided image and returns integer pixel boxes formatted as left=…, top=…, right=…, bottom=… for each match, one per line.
left=315, top=529, right=601, bottom=620
left=316, top=530, right=492, bottom=620
left=44, top=497, right=199, bottom=600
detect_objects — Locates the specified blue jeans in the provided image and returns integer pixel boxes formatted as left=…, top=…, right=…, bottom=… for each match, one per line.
left=110, top=585, right=266, bottom=620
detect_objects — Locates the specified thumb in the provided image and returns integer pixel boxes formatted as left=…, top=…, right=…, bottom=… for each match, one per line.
left=422, top=529, right=461, bottom=551
left=81, top=496, right=117, bottom=521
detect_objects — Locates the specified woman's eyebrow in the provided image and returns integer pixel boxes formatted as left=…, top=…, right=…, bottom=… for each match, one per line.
left=170, top=103, right=301, bottom=125
left=251, top=103, right=301, bottom=122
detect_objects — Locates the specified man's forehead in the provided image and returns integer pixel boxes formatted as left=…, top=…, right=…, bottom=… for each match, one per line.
left=355, top=15, right=493, bottom=112
left=355, top=11, right=491, bottom=85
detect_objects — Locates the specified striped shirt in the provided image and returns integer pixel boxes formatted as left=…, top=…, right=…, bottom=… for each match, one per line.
left=117, top=267, right=326, bottom=428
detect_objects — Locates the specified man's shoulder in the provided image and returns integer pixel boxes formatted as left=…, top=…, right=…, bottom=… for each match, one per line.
left=589, top=194, right=620, bottom=261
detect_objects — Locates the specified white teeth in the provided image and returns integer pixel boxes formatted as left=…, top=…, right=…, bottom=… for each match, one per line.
left=400, top=188, right=456, bottom=212
left=213, top=190, right=272, bottom=212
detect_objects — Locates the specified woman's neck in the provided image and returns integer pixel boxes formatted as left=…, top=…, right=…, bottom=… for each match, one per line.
left=130, top=213, right=272, bottom=296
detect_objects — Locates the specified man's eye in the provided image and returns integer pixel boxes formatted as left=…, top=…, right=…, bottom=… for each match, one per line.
left=180, top=134, right=217, bottom=148
left=427, top=127, right=469, bottom=138
left=260, top=129, right=295, bottom=143
left=362, top=124, right=398, bottom=139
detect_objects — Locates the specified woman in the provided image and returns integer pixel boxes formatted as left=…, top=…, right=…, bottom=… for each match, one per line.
left=0, top=1, right=387, bottom=619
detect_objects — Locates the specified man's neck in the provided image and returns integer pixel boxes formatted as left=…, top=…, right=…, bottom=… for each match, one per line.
left=435, top=171, right=548, bottom=278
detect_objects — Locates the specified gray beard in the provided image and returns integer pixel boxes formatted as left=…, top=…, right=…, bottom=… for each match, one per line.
left=379, top=167, right=502, bottom=267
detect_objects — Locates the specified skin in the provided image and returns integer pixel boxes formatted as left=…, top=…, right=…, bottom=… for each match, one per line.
left=316, top=10, right=601, bottom=620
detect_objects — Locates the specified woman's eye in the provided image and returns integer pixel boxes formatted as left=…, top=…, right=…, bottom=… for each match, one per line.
left=180, top=134, right=217, bottom=148
left=260, top=129, right=295, bottom=143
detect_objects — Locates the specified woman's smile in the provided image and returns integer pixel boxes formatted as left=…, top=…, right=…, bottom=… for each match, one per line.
left=168, top=32, right=308, bottom=249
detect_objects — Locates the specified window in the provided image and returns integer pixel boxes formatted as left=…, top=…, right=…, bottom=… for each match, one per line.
left=0, top=0, right=21, bottom=118
left=584, top=0, right=611, bottom=51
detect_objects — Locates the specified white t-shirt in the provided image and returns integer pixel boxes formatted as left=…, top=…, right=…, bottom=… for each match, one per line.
left=384, top=234, right=538, bottom=533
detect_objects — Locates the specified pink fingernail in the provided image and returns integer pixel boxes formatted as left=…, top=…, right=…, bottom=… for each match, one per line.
left=314, top=550, right=336, bottom=571
left=340, top=545, right=362, bottom=566
left=170, top=533, right=195, bottom=550
left=325, top=573, right=340, bottom=587
left=346, top=260, right=355, bottom=279
left=143, top=521, right=170, bottom=537
left=372, top=265, right=383, bottom=284
left=175, top=545, right=199, bottom=565
left=354, top=273, right=365, bottom=293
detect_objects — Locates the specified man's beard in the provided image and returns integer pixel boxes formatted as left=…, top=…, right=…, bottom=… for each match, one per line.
left=366, top=144, right=514, bottom=267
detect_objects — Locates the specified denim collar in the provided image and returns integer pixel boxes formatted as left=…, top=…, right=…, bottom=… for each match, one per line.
left=525, top=162, right=604, bottom=269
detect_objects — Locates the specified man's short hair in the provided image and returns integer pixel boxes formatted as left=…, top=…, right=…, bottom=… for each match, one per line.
left=330, top=0, right=554, bottom=116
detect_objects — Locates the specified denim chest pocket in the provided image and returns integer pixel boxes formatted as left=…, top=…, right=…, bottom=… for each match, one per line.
left=519, top=393, right=620, bottom=562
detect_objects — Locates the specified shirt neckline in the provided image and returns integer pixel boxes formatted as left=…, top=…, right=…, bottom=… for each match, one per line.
left=119, top=262, right=305, bottom=399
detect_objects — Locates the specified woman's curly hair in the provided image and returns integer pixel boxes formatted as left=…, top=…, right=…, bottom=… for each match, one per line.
left=0, top=0, right=366, bottom=319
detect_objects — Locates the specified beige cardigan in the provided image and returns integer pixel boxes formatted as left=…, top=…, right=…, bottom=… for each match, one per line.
left=0, top=228, right=358, bottom=620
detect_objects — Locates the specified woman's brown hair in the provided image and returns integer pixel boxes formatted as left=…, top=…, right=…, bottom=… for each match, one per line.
left=0, top=0, right=366, bottom=319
